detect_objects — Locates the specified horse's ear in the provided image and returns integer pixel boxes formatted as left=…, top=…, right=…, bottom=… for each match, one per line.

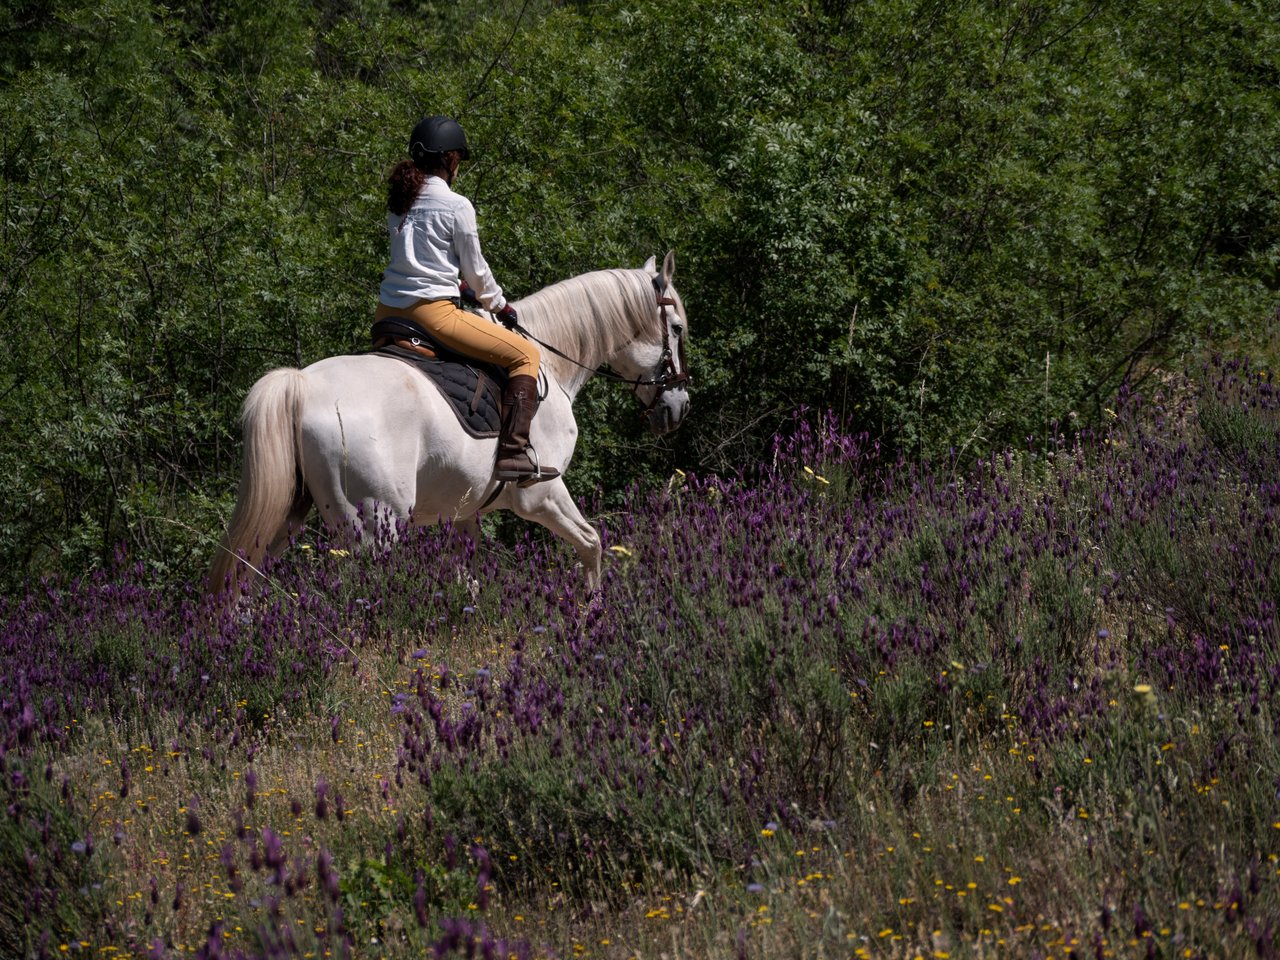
left=662, top=250, right=676, bottom=285
left=642, top=255, right=657, bottom=273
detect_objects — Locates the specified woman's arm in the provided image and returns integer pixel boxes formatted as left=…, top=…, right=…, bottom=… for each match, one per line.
left=453, top=198, right=507, bottom=312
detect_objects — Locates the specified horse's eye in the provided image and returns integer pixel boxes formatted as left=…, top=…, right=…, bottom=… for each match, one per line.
left=671, top=323, right=684, bottom=338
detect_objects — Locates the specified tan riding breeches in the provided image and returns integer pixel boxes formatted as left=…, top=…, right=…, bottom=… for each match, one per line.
left=375, top=298, right=540, bottom=379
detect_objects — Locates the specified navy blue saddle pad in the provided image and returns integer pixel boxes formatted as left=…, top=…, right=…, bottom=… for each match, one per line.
left=367, top=319, right=504, bottom=439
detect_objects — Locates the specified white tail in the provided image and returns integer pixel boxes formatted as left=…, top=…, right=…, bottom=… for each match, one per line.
left=206, top=368, right=309, bottom=601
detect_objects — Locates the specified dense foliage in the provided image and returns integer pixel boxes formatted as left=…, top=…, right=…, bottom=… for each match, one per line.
left=1, top=358, right=1277, bottom=957
left=2, top=0, right=1276, bottom=584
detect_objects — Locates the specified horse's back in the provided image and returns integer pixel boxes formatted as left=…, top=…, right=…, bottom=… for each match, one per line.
left=300, top=354, right=435, bottom=438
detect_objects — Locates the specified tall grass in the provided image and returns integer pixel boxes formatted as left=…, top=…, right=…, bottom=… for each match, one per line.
left=1, top=358, right=1277, bottom=958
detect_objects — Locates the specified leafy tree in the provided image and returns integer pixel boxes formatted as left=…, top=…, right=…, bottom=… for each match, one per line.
left=1, top=0, right=1275, bottom=588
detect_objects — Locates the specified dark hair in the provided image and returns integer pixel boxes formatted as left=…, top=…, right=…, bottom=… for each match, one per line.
left=387, top=159, right=426, bottom=216
left=386, top=151, right=461, bottom=215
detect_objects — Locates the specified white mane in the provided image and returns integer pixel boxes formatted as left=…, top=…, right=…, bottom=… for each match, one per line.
left=513, top=268, right=682, bottom=392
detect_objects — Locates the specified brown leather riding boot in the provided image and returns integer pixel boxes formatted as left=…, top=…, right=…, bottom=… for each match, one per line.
left=496, top=375, right=560, bottom=485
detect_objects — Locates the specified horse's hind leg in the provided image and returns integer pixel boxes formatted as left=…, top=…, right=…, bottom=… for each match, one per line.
left=268, top=485, right=314, bottom=556
left=513, top=480, right=602, bottom=592
left=299, top=442, right=391, bottom=548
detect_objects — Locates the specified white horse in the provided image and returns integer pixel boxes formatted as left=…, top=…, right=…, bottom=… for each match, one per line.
left=207, top=252, right=690, bottom=601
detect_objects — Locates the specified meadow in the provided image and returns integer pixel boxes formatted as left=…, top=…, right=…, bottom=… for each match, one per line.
left=2, top=357, right=1278, bottom=959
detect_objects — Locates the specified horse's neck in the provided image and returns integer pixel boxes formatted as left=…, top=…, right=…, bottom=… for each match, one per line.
left=522, top=316, right=597, bottom=400
left=516, top=273, right=641, bottom=400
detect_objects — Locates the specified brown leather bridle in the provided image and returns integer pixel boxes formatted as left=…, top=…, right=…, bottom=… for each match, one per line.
left=639, top=275, right=692, bottom=416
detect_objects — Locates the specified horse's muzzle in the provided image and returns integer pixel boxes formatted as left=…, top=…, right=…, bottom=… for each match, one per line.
left=645, top=390, right=690, bottom=436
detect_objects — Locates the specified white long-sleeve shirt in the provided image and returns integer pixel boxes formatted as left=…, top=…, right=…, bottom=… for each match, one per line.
left=378, top=175, right=508, bottom=311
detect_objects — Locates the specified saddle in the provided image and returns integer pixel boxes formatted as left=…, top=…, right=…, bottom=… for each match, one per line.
left=368, top=317, right=505, bottom=439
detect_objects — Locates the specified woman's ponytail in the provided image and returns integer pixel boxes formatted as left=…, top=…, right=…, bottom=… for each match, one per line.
left=387, top=159, right=426, bottom=216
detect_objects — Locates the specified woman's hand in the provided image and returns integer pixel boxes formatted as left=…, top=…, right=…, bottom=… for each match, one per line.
left=496, top=304, right=519, bottom=329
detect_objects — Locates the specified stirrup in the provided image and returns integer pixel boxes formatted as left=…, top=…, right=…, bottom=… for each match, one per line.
left=516, top=444, right=560, bottom=487
left=496, top=444, right=558, bottom=487
left=517, top=470, right=557, bottom=488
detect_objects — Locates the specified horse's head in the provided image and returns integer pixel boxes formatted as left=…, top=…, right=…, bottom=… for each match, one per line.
left=625, top=251, right=691, bottom=436
left=511, top=253, right=691, bottom=434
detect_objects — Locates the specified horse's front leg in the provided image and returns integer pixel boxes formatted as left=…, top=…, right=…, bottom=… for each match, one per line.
left=408, top=489, right=494, bottom=598
left=443, top=512, right=483, bottom=601
left=511, top=480, right=602, bottom=592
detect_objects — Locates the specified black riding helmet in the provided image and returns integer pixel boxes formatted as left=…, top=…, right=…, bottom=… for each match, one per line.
left=409, top=115, right=470, bottom=164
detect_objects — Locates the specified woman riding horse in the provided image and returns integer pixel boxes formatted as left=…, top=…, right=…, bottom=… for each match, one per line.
left=377, top=115, right=557, bottom=486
